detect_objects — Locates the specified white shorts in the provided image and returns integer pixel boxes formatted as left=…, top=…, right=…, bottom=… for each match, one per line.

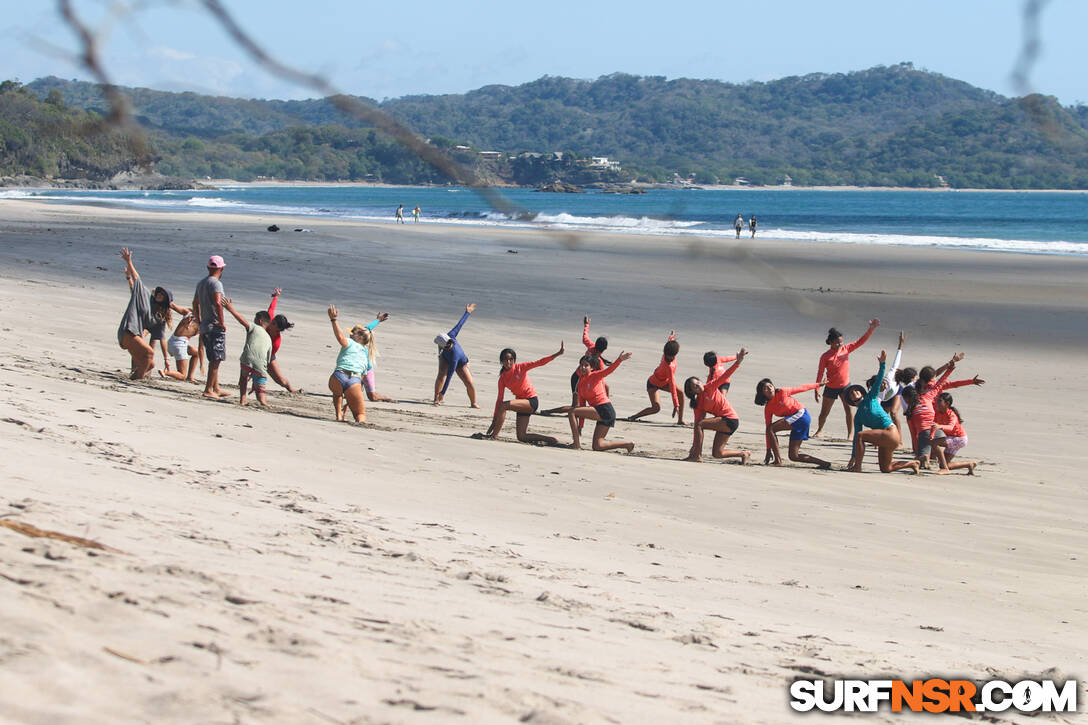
left=167, top=335, right=191, bottom=361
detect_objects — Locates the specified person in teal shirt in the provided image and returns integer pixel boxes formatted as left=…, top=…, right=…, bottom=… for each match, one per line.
left=327, top=304, right=389, bottom=423
left=844, top=350, right=920, bottom=474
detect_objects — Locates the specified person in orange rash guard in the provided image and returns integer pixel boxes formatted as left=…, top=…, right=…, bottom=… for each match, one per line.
left=755, top=376, right=831, bottom=469
left=929, top=392, right=978, bottom=475
left=540, top=315, right=610, bottom=416
left=567, top=351, right=635, bottom=453
left=683, top=348, right=749, bottom=463
left=704, top=350, right=739, bottom=392
left=484, top=342, right=565, bottom=444
left=813, top=318, right=879, bottom=440
left=628, top=331, right=685, bottom=424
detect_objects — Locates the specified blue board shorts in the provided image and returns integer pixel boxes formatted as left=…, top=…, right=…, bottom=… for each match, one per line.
left=787, top=409, right=812, bottom=441
left=333, top=369, right=362, bottom=391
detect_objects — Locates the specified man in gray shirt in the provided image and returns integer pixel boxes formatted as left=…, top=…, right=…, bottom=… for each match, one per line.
left=193, top=255, right=228, bottom=398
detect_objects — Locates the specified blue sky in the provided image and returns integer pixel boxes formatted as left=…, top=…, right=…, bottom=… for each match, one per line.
left=1, top=0, right=1085, bottom=105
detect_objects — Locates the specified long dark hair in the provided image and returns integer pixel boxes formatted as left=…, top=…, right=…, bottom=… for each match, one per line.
left=901, top=385, right=919, bottom=417
left=683, top=376, right=700, bottom=412
left=151, top=287, right=171, bottom=325
left=895, top=367, right=917, bottom=385
left=918, top=365, right=937, bottom=386
left=937, top=392, right=963, bottom=423
left=499, top=348, right=516, bottom=370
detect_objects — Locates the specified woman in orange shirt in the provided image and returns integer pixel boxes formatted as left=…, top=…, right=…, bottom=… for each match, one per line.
left=930, top=392, right=978, bottom=475
left=568, top=351, right=634, bottom=453
left=485, top=342, right=565, bottom=444
left=813, top=319, right=879, bottom=439
left=628, top=331, right=685, bottom=425
left=683, top=348, right=748, bottom=463
left=755, top=375, right=831, bottom=468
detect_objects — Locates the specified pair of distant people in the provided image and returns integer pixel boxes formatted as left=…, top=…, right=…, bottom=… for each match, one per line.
left=733, top=214, right=758, bottom=238
left=395, top=205, right=422, bottom=223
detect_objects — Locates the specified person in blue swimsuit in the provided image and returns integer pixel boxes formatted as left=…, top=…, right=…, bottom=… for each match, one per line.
left=433, top=303, right=480, bottom=407
left=843, top=350, right=920, bottom=474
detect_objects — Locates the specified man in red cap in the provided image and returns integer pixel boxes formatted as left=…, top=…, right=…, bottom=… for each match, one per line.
left=192, top=255, right=229, bottom=398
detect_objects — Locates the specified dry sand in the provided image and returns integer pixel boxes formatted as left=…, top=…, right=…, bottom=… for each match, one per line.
left=1, top=199, right=1085, bottom=723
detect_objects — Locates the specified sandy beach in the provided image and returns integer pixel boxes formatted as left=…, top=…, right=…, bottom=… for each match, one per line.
left=1, top=198, right=1085, bottom=723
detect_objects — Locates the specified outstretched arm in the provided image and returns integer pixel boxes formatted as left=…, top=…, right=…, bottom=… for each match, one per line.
left=223, top=299, right=250, bottom=330
left=267, top=288, right=280, bottom=317
left=847, top=318, right=880, bottom=352
left=328, top=305, right=348, bottom=347
left=119, top=248, right=139, bottom=285
left=448, top=304, right=475, bottom=338
left=582, top=316, right=593, bottom=350
left=366, top=312, right=390, bottom=331
left=934, top=351, right=965, bottom=379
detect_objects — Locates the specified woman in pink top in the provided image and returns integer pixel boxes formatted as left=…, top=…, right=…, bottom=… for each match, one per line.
left=484, top=342, right=565, bottom=444
left=930, top=392, right=977, bottom=475
left=813, top=319, right=879, bottom=440
left=683, top=348, right=748, bottom=463
left=628, top=331, right=685, bottom=425
left=755, top=375, right=831, bottom=468
left=568, top=351, right=634, bottom=453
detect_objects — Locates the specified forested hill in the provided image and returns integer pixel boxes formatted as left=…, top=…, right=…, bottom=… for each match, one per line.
left=20, top=65, right=1088, bottom=188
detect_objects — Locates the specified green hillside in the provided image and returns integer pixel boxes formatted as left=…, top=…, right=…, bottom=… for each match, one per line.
left=16, top=64, right=1088, bottom=188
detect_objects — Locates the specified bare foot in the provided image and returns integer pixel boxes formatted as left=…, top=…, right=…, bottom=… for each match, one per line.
left=907, top=461, right=921, bottom=474
left=684, top=455, right=702, bottom=463
left=767, top=460, right=783, bottom=467
left=740, top=451, right=751, bottom=465
left=157, top=369, right=166, bottom=379
left=623, top=443, right=635, bottom=453
left=470, top=403, right=480, bottom=409
left=818, top=461, right=832, bottom=470
left=935, top=468, right=950, bottom=475
left=202, top=392, right=222, bottom=400
left=967, top=462, right=977, bottom=475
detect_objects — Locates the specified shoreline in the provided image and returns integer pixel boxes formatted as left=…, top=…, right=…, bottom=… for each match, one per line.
left=3, top=195, right=1086, bottom=259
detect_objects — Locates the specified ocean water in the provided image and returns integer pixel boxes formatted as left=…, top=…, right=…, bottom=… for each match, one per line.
left=4, top=185, right=1088, bottom=256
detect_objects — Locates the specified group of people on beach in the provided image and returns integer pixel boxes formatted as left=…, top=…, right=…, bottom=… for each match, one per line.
left=117, top=249, right=984, bottom=474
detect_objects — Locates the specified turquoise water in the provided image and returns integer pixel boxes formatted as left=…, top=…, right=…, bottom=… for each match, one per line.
left=5, top=186, right=1088, bottom=255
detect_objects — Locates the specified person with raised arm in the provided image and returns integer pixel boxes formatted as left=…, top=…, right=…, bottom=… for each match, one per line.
left=842, top=350, right=921, bottom=474
left=684, top=348, right=749, bottom=464
left=223, top=299, right=273, bottom=407
left=628, top=331, right=684, bottom=425
left=568, top=351, right=635, bottom=453
left=813, top=318, right=879, bottom=439
left=484, top=342, right=565, bottom=444
left=433, top=303, right=479, bottom=407
left=116, top=247, right=187, bottom=379
left=755, top=374, right=831, bottom=469
left=540, top=315, right=610, bottom=415
left=264, top=288, right=298, bottom=393
left=327, top=305, right=389, bottom=423
left=930, top=392, right=978, bottom=475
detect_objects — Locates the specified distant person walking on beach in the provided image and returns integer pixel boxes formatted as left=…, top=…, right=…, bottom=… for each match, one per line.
left=265, top=288, right=298, bottom=393
left=749, top=215, right=758, bottom=238
left=734, top=214, right=744, bottom=238
left=484, top=342, right=565, bottom=444
left=116, top=247, right=185, bottom=379
left=395, top=205, right=405, bottom=223
left=433, top=303, right=479, bottom=407
left=192, top=255, right=229, bottom=399
left=813, top=319, right=879, bottom=440
left=412, top=205, right=421, bottom=222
